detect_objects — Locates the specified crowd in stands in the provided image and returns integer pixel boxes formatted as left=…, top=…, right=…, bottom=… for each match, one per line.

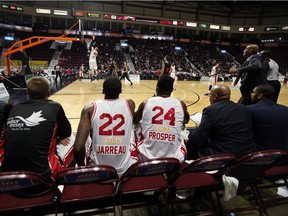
left=2, top=34, right=288, bottom=83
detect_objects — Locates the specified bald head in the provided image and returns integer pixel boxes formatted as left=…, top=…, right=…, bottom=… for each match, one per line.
left=209, top=85, right=231, bottom=104
left=248, top=44, right=259, bottom=53
left=243, top=44, right=259, bottom=58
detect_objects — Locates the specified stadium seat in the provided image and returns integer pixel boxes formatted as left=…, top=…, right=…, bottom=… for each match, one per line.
left=256, top=153, right=288, bottom=208
left=0, top=171, right=59, bottom=215
left=168, top=154, right=237, bottom=215
left=225, top=150, right=288, bottom=216
left=55, top=165, right=119, bottom=215
left=117, top=157, right=180, bottom=216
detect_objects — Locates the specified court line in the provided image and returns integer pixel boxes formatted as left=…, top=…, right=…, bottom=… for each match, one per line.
left=178, top=87, right=200, bottom=107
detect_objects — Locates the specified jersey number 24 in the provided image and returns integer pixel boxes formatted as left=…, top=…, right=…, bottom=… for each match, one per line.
left=151, top=106, right=175, bottom=126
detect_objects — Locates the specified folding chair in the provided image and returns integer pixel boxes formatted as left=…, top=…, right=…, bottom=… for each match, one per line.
left=0, top=171, right=59, bottom=215
left=117, top=157, right=180, bottom=216
left=257, top=153, right=288, bottom=207
left=225, top=149, right=288, bottom=216
left=168, top=154, right=237, bottom=215
left=55, top=165, right=119, bottom=215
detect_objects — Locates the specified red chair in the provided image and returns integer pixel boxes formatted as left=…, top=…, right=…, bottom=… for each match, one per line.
left=168, top=154, right=237, bottom=215
left=55, top=165, right=119, bottom=215
left=117, top=157, right=180, bottom=216
left=257, top=153, right=288, bottom=207
left=0, top=171, right=59, bottom=214
left=225, top=150, right=288, bottom=216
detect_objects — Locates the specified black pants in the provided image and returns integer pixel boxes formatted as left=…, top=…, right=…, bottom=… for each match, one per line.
left=268, top=80, right=281, bottom=103
left=56, top=71, right=62, bottom=82
left=120, top=72, right=132, bottom=83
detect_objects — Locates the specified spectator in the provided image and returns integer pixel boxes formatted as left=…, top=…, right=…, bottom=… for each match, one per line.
left=74, top=76, right=137, bottom=176
left=260, top=49, right=281, bottom=103
left=2, top=76, right=73, bottom=179
left=229, top=44, right=267, bottom=105
left=133, top=75, right=190, bottom=162
left=54, top=63, right=62, bottom=83
left=188, top=85, right=255, bottom=159
left=247, top=84, right=288, bottom=150
left=0, top=100, right=12, bottom=167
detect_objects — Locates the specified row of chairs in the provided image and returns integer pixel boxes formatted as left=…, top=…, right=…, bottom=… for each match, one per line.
left=0, top=149, right=287, bottom=216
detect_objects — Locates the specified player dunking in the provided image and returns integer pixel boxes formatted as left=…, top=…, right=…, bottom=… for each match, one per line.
left=89, top=46, right=98, bottom=82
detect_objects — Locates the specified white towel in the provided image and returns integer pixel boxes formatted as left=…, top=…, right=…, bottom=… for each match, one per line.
left=56, top=134, right=75, bottom=161
left=222, top=174, right=239, bottom=201
left=277, top=186, right=288, bottom=197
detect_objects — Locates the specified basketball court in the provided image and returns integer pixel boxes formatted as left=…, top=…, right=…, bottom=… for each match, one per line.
left=49, top=79, right=288, bottom=133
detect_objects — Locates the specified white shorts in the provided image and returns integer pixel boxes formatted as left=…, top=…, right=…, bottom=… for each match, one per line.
left=208, top=75, right=218, bottom=86
left=89, top=60, right=97, bottom=72
left=170, top=72, right=176, bottom=79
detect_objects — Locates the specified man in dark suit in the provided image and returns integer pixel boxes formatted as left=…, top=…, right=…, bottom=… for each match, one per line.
left=187, top=85, right=255, bottom=159
left=229, top=44, right=267, bottom=105
left=247, top=84, right=288, bottom=150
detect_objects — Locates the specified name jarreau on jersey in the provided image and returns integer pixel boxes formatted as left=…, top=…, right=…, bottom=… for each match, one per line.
left=96, top=138, right=126, bottom=154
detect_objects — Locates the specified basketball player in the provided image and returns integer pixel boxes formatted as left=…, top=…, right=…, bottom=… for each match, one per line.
left=74, top=76, right=137, bottom=176
left=170, top=62, right=177, bottom=80
left=161, top=55, right=172, bottom=76
left=205, top=59, right=219, bottom=96
left=89, top=47, right=98, bottom=82
left=79, top=63, right=85, bottom=81
left=119, top=61, right=133, bottom=86
left=133, top=75, right=190, bottom=162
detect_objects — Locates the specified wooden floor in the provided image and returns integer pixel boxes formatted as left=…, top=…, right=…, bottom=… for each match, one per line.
left=50, top=79, right=288, bottom=133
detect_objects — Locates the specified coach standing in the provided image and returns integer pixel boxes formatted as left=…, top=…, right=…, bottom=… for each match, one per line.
left=229, top=44, right=267, bottom=105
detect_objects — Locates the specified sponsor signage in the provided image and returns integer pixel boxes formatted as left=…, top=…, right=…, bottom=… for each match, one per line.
left=1, top=4, right=23, bottom=12
left=210, top=25, right=220, bottom=30
left=221, top=26, right=230, bottom=31
left=171, top=20, right=184, bottom=26
left=186, top=22, right=197, bottom=27
left=160, top=19, right=173, bottom=25
left=135, top=17, right=159, bottom=24
left=265, top=27, right=279, bottom=31
left=36, top=8, right=51, bottom=14
left=199, top=23, right=208, bottom=28
left=239, top=27, right=254, bottom=32
left=53, top=10, right=68, bottom=16
left=87, top=12, right=100, bottom=18
left=281, top=26, right=288, bottom=30
left=74, top=11, right=85, bottom=17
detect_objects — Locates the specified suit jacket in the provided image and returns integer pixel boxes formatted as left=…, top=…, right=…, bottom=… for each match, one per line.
left=247, top=100, right=288, bottom=150
left=189, top=99, right=255, bottom=158
left=237, top=54, right=267, bottom=104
